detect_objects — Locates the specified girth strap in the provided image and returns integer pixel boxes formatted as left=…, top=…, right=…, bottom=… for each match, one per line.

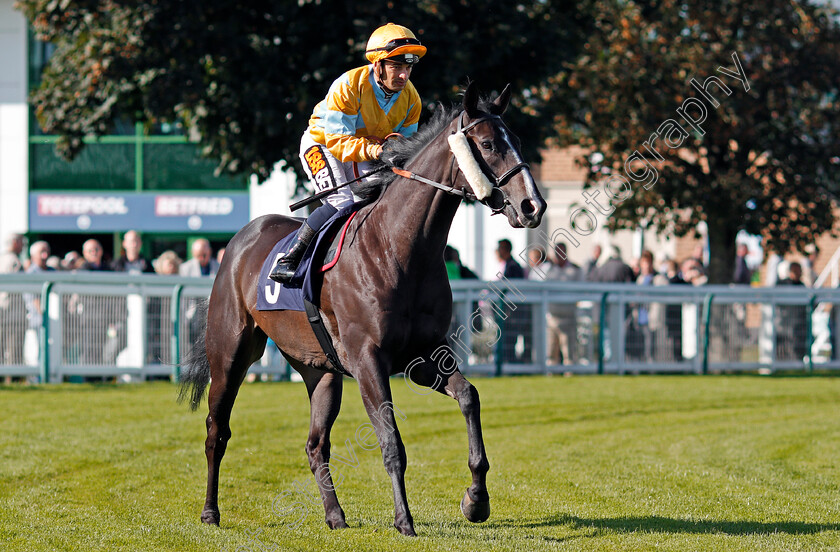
left=303, top=298, right=351, bottom=377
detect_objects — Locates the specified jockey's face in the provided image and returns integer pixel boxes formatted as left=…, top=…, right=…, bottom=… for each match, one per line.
left=377, top=60, right=413, bottom=92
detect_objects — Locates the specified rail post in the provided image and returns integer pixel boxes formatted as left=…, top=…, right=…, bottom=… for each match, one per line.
left=39, top=281, right=54, bottom=384
left=171, top=284, right=184, bottom=382
left=701, top=293, right=714, bottom=375
left=598, top=292, right=609, bottom=375
left=807, top=294, right=817, bottom=374
left=494, top=289, right=505, bottom=377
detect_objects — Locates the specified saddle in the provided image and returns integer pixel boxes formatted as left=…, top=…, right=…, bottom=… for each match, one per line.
left=257, top=206, right=360, bottom=312
left=257, top=204, right=365, bottom=376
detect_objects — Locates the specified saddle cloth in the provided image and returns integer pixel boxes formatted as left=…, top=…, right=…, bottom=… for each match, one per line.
left=257, top=204, right=361, bottom=312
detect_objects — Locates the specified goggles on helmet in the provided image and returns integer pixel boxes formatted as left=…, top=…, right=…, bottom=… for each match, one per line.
left=383, top=53, right=421, bottom=65
left=367, top=37, right=422, bottom=54
left=365, top=23, right=427, bottom=64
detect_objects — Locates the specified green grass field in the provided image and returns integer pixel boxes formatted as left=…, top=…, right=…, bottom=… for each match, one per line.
left=2, top=375, right=840, bottom=551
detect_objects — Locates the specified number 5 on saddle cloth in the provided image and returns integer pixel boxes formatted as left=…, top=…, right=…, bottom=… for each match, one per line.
left=256, top=204, right=365, bottom=376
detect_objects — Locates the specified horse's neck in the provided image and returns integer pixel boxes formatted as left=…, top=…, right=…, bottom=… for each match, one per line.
left=375, top=139, right=461, bottom=270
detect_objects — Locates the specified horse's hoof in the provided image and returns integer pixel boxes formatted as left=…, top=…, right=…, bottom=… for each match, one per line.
left=327, top=518, right=349, bottom=529
left=460, top=488, right=490, bottom=523
left=395, top=522, right=417, bottom=537
left=201, top=509, right=220, bottom=526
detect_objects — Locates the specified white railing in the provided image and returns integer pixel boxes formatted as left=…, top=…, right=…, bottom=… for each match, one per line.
left=813, top=246, right=840, bottom=289
left=2, top=272, right=839, bottom=381
left=0, top=272, right=289, bottom=382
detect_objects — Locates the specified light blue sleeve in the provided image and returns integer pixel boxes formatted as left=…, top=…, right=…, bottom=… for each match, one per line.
left=400, top=122, right=419, bottom=137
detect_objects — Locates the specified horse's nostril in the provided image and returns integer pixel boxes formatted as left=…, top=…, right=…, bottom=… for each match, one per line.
left=521, top=199, right=538, bottom=217
left=486, top=188, right=506, bottom=211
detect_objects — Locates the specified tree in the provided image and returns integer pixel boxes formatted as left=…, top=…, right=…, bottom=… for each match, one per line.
left=539, top=0, right=840, bottom=283
left=16, top=1, right=591, bottom=184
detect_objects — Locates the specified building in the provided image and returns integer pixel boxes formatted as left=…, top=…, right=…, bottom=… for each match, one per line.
left=528, top=146, right=677, bottom=273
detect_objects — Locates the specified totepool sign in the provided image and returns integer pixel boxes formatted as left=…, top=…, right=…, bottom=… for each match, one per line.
left=29, top=192, right=250, bottom=232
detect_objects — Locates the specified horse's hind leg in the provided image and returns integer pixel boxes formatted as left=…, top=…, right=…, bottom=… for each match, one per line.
left=201, top=316, right=266, bottom=525
left=406, top=347, right=490, bottom=523
left=298, top=365, right=348, bottom=529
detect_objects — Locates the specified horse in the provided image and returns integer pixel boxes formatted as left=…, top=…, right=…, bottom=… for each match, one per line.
left=178, top=81, right=546, bottom=536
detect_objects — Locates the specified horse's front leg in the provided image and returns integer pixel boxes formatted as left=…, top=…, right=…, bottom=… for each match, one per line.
left=355, top=344, right=415, bottom=536
left=406, top=348, right=490, bottom=523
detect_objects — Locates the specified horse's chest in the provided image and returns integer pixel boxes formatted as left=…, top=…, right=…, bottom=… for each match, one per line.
left=387, top=288, right=450, bottom=345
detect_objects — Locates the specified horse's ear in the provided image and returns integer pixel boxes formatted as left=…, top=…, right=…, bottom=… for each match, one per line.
left=463, top=81, right=480, bottom=118
left=489, top=83, right=512, bottom=115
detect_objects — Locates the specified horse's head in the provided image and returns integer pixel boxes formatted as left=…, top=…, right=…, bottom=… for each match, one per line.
left=448, top=82, right=546, bottom=228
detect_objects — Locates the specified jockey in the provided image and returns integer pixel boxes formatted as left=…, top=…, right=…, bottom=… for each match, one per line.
left=270, top=23, right=426, bottom=283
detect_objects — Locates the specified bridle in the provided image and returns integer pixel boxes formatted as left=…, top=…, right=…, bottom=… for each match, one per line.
left=391, top=111, right=531, bottom=214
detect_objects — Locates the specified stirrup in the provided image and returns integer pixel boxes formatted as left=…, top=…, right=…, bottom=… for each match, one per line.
left=268, top=222, right=317, bottom=283
left=269, top=257, right=299, bottom=283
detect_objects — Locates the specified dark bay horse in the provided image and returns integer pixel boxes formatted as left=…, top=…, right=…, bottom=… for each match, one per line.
left=179, top=82, right=546, bottom=536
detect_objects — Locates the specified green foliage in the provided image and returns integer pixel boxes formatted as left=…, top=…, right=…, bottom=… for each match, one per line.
left=15, top=1, right=590, bottom=183
left=1, top=376, right=839, bottom=551
left=18, top=1, right=840, bottom=278
left=542, top=0, right=840, bottom=282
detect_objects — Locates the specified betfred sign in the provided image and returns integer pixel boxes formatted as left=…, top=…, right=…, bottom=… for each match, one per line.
left=29, top=192, right=249, bottom=232
left=155, top=196, right=234, bottom=217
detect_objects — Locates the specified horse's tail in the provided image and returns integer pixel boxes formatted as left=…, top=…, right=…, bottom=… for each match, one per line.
left=177, top=299, right=211, bottom=411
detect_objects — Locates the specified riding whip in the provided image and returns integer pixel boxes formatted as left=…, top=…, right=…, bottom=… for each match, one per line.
left=288, top=164, right=391, bottom=211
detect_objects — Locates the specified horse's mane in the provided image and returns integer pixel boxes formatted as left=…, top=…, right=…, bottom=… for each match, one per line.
left=353, top=96, right=495, bottom=200
left=351, top=104, right=456, bottom=200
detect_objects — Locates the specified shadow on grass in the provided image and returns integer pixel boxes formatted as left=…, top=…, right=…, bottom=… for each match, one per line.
left=492, top=514, right=840, bottom=536
left=0, top=381, right=176, bottom=392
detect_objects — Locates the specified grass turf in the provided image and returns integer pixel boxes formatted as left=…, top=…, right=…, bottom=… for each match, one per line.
left=1, top=375, right=839, bottom=551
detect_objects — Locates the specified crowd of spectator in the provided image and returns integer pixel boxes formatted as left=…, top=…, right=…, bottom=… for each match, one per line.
left=442, top=237, right=820, bottom=367
left=515, top=239, right=821, bottom=289
left=2, top=230, right=815, bottom=289
left=0, top=228, right=276, bottom=375
left=0, top=232, right=226, bottom=278
left=1, top=229, right=823, bottom=370
left=0, top=232, right=226, bottom=372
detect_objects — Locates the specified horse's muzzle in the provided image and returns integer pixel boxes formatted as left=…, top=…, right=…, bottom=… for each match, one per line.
left=517, top=198, right=546, bottom=228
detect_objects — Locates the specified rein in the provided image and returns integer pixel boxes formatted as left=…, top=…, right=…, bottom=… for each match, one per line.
left=290, top=112, right=530, bottom=213
left=391, top=167, right=475, bottom=199
left=391, top=111, right=531, bottom=212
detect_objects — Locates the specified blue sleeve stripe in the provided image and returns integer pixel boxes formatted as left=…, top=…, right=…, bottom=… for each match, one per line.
left=328, top=73, right=352, bottom=94
left=324, top=108, right=359, bottom=136
left=392, top=112, right=408, bottom=130
left=311, top=102, right=327, bottom=128
left=400, top=122, right=418, bottom=137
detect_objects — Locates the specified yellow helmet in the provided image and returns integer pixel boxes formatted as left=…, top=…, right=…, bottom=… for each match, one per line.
left=365, top=23, right=427, bottom=64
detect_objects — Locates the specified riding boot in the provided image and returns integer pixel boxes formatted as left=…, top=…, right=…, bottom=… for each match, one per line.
left=269, top=222, right=317, bottom=283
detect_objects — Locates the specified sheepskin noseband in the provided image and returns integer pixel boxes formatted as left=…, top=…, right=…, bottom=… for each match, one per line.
left=447, top=132, right=493, bottom=201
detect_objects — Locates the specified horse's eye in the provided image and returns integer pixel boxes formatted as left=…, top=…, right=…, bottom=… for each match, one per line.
left=481, top=141, right=493, bottom=150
